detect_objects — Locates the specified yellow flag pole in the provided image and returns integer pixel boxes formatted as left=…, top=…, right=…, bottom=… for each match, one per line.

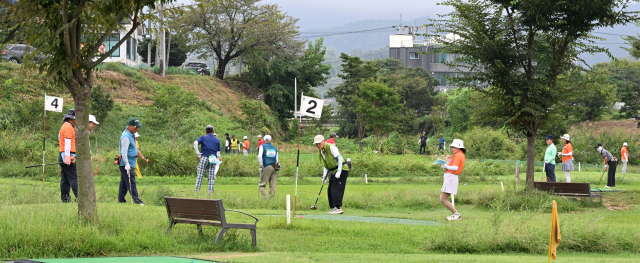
left=548, top=200, right=556, bottom=263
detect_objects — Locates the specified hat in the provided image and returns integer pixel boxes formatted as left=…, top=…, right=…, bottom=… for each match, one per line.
left=562, top=134, right=570, bottom=141
left=89, top=115, right=99, bottom=124
left=243, top=136, right=248, bottom=140
left=232, top=135, right=235, bottom=137
left=128, top=118, right=142, bottom=128
left=330, top=132, right=338, bottom=138
left=63, top=109, right=76, bottom=120
left=623, top=142, right=628, bottom=146
left=264, top=135, right=272, bottom=142
left=214, top=133, right=217, bottom=137
left=257, top=135, right=262, bottom=138
left=225, top=133, right=229, bottom=136
left=440, top=133, right=444, bottom=136
left=422, top=131, right=426, bottom=134
left=450, top=139, right=466, bottom=153
left=596, top=143, right=603, bottom=149
left=545, top=135, right=553, bottom=140
left=134, top=132, right=140, bottom=138
left=313, top=135, right=325, bottom=144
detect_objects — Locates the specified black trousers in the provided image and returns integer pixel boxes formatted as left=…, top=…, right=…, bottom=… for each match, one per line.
left=118, top=165, right=140, bottom=203
left=58, top=153, right=78, bottom=202
left=607, top=160, right=617, bottom=187
left=420, top=144, right=426, bottom=154
left=545, top=163, right=556, bottom=182
left=327, top=170, right=349, bottom=209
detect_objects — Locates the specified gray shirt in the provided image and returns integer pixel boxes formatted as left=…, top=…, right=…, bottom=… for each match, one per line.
left=600, top=149, right=614, bottom=161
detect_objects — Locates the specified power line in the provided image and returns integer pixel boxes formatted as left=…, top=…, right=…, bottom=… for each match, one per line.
left=299, top=27, right=396, bottom=38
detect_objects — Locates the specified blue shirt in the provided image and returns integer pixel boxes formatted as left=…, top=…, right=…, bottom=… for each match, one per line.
left=119, top=129, right=138, bottom=168
left=440, top=137, right=445, bottom=144
left=197, top=134, right=221, bottom=157
left=262, top=143, right=278, bottom=167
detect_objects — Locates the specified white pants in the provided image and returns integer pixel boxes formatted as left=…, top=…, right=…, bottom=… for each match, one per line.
left=243, top=150, right=248, bottom=156
left=622, top=160, right=628, bottom=173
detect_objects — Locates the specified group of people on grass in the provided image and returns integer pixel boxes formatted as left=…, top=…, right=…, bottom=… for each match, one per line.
left=418, top=132, right=447, bottom=155
left=223, top=134, right=261, bottom=156
left=544, top=134, right=627, bottom=188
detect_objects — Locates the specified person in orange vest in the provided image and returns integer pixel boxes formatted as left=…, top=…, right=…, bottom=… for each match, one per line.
left=558, top=134, right=574, bottom=182
left=326, top=133, right=338, bottom=145
left=58, top=109, right=77, bottom=203
left=439, top=139, right=466, bottom=221
left=243, top=136, right=250, bottom=156
left=621, top=142, right=629, bottom=174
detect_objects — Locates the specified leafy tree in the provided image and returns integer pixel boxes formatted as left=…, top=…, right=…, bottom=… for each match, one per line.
left=559, top=69, right=616, bottom=122
left=182, top=0, right=298, bottom=79
left=138, top=33, right=190, bottom=67
left=446, top=88, right=476, bottom=134
left=9, top=0, right=170, bottom=221
left=593, top=59, right=640, bottom=124
left=89, top=85, right=114, bottom=125
left=234, top=99, right=278, bottom=144
left=354, top=80, right=403, bottom=152
left=622, top=34, right=640, bottom=59
left=378, top=59, right=440, bottom=116
left=429, top=0, right=638, bottom=189
left=148, top=85, right=199, bottom=149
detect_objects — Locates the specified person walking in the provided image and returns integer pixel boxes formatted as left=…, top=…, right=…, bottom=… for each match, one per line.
left=314, top=135, right=350, bottom=214
left=597, top=143, right=618, bottom=188
left=243, top=136, right=250, bottom=156
left=621, top=142, right=629, bottom=174
left=193, top=125, right=222, bottom=195
left=326, top=133, right=338, bottom=145
left=544, top=135, right=557, bottom=182
left=58, top=109, right=78, bottom=203
left=134, top=132, right=147, bottom=179
left=558, top=134, right=574, bottom=182
left=118, top=118, right=144, bottom=205
left=419, top=131, right=428, bottom=155
left=230, top=135, right=239, bottom=154
left=256, top=135, right=264, bottom=154
left=224, top=133, right=231, bottom=154
left=438, top=134, right=445, bottom=155
left=439, top=139, right=466, bottom=221
left=258, top=135, right=279, bottom=198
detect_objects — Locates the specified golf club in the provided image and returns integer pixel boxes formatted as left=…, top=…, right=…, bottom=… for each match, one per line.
left=127, top=169, right=133, bottom=205
left=258, top=166, right=263, bottom=198
left=25, top=162, right=64, bottom=168
left=598, top=168, right=606, bottom=186
left=310, top=177, right=327, bottom=210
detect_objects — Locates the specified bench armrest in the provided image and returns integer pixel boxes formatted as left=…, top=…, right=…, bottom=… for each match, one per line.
left=225, top=209, right=259, bottom=224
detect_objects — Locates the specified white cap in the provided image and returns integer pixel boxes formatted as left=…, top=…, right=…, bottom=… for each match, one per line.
left=134, top=132, right=140, bottom=137
left=257, top=135, right=262, bottom=138
left=449, top=139, right=465, bottom=149
left=623, top=142, right=628, bottom=146
left=243, top=136, right=248, bottom=140
left=264, top=135, right=272, bottom=142
left=313, top=135, right=324, bottom=144
left=89, top=115, right=99, bottom=124
left=562, top=134, right=570, bottom=141
left=214, top=133, right=217, bottom=136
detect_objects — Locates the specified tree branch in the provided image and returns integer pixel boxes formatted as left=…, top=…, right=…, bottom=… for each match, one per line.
left=88, top=1, right=142, bottom=69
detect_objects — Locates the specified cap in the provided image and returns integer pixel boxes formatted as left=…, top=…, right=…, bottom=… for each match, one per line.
left=63, top=109, right=76, bottom=120
left=243, top=136, right=248, bottom=140
left=596, top=143, right=603, bottom=149
left=313, top=135, right=324, bottom=144
left=128, top=118, right=142, bottom=128
left=545, top=135, right=553, bottom=140
left=623, top=142, right=628, bottom=146
left=330, top=132, right=338, bottom=138
left=213, top=133, right=217, bottom=137
left=422, top=131, right=426, bottom=134
left=264, top=135, right=272, bottom=142
left=89, top=115, right=99, bottom=124
left=440, top=133, right=444, bottom=136
left=257, top=135, right=262, bottom=138
left=225, top=133, right=229, bottom=136
left=134, top=132, right=140, bottom=137
left=562, top=134, right=570, bottom=141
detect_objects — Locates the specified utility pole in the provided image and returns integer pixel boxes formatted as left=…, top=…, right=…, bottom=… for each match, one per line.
left=159, top=4, right=165, bottom=77
left=147, top=17, right=151, bottom=72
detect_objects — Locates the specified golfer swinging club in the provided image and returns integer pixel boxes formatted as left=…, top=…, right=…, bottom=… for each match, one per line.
left=439, top=139, right=466, bottom=221
left=118, top=118, right=144, bottom=205
left=314, top=135, right=350, bottom=214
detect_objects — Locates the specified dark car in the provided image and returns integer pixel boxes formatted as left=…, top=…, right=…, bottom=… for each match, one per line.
left=1, top=44, right=48, bottom=63
left=182, top=62, right=211, bottom=76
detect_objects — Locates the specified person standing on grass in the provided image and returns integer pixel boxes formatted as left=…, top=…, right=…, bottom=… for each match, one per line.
left=258, top=135, right=279, bottom=198
left=193, top=125, right=222, bottom=195
left=88, top=114, right=99, bottom=160
left=544, top=135, right=557, bottom=182
left=621, top=142, right=629, bottom=174
left=118, top=118, right=144, bottom=205
left=224, top=133, right=231, bottom=154
left=58, top=109, right=77, bottom=203
left=326, top=132, right=338, bottom=145
left=231, top=135, right=239, bottom=154
left=597, top=143, right=618, bottom=188
left=243, top=136, right=250, bottom=156
left=557, top=134, right=574, bottom=182
left=438, top=134, right=445, bottom=155
left=439, top=139, right=465, bottom=221
left=256, top=135, right=264, bottom=154
left=134, top=132, right=147, bottom=179
left=314, top=135, right=350, bottom=214
left=419, top=131, right=428, bottom=155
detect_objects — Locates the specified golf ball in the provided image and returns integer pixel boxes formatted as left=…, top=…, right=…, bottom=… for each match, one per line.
left=464, top=184, right=467, bottom=186
left=299, top=216, right=303, bottom=218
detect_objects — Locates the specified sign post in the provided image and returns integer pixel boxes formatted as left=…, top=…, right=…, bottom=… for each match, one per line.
left=43, top=94, right=63, bottom=182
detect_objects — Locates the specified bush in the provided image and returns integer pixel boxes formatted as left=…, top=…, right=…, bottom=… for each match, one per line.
left=456, top=128, right=522, bottom=160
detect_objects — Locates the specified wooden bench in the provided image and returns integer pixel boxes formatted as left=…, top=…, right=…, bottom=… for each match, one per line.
left=164, top=197, right=258, bottom=246
left=533, top=182, right=603, bottom=203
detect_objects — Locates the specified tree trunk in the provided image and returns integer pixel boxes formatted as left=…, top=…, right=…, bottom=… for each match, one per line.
left=166, top=33, right=171, bottom=68
left=70, top=76, right=98, bottom=222
left=215, top=58, right=228, bottom=80
left=525, top=132, right=536, bottom=190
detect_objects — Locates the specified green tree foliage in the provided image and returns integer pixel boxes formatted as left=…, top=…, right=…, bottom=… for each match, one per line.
left=89, top=85, right=114, bottom=126
left=429, top=0, right=638, bottom=189
left=559, top=69, right=616, bottom=122
left=622, top=34, right=640, bottom=59
left=456, top=128, right=521, bottom=160
left=182, top=0, right=298, bottom=79
left=593, top=59, right=640, bottom=124
left=378, top=59, right=440, bottom=116
left=446, top=88, right=475, bottom=134
left=148, top=85, right=199, bottom=149
left=354, top=80, right=403, bottom=152
left=8, top=0, right=171, bottom=221
left=234, top=99, right=278, bottom=140
left=138, top=34, right=190, bottom=67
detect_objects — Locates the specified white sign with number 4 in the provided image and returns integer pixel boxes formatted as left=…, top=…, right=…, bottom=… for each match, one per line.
left=300, top=95, right=324, bottom=119
left=45, top=96, right=64, bottom=112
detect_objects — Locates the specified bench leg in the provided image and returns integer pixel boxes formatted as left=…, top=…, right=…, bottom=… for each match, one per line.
left=215, top=228, right=229, bottom=244
left=197, top=224, right=203, bottom=235
left=165, top=221, right=176, bottom=234
left=250, top=229, right=257, bottom=247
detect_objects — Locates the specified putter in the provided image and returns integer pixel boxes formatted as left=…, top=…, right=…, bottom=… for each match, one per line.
left=598, top=169, right=606, bottom=186
left=310, top=177, right=328, bottom=210
left=127, top=169, right=133, bottom=204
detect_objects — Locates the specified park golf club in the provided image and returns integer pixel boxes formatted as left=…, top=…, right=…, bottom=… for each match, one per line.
left=598, top=168, right=606, bottom=186
left=26, top=159, right=76, bottom=168
left=310, top=176, right=328, bottom=210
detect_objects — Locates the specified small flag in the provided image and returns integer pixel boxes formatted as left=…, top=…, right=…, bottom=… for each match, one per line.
left=45, top=95, right=64, bottom=112
left=548, top=200, right=561, bottom=261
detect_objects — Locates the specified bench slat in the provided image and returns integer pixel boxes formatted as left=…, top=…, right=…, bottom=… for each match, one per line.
left=165, top=198, right=219, bottom=210
left=169, top=207, right=221, bottom=219
left=174, top=218, right=222, bottom=226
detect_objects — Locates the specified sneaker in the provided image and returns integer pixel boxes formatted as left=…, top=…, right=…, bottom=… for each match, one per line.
left=327, top=208, right=337, bottom=214
left=446, top=213, right=462, bottom=221
left=134, top=199, right=145, bottom=206
left=605, top=186, right=610, bottom=189
left=328, top=208, right=344, bottom=214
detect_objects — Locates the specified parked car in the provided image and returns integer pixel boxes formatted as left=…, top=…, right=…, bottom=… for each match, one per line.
left=1, top=44, right=48, bottom=63
left=182, top=62, right=211, bottom=76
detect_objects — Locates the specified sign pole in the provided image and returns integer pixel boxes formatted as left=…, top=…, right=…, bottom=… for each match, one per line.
left=293, top=80, right=300, bottom=217
left=42, top=93, right=47, bottom=183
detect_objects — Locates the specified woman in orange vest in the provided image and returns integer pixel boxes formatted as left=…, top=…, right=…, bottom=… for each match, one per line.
left=558, top=134, right=574, bottom=182
left=621, top=142, right=629, bottom=174
left=439, top=139, right=466, bottom=221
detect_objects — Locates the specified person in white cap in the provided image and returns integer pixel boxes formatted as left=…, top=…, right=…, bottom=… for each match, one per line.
left=314, top=135, right=350, bottom=214
left=257, top=135, right=279, bottom=198
left=88, top=115, right=99, bottom=132
left=558, top=134, right=574, bottom=182
left=243, top=136, right=250, bottom=156
left=440, top=139, right=466, bottom=221
left=621, top=142, right=629, bottom=174
left=193, top=125, right=222, bottom=195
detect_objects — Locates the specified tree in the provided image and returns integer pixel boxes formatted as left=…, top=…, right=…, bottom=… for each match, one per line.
left=354, top=80, right=403, bottom=152
left=138, top=33, right=190, bottom=67
left=622, top=34, right=640, bottom=59
left=182, top=0, right=298, bottom=79
left=446, top=88, right=476, bottom=134
left=593, top=59, right=640, bottom=125
left=429, top=0, right=638, bottom=189
left=148, top=85, right=199, bottom=149
left=9, top=0, right=171, bottom=221
left=559, top=69, right=616, bottom=122
left=235, top=99, right=278, bottom=143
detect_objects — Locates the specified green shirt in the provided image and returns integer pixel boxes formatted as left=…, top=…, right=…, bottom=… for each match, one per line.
left=544, top=144, right=557, bottom=165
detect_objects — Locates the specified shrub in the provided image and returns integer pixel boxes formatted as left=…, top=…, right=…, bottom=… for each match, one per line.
left=456, top=128, right=522, bottom=160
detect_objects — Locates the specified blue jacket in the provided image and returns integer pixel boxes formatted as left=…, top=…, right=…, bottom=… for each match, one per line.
left=120, top=129, right=138, bottom=168
left=262, top=143, right=278, bottom=167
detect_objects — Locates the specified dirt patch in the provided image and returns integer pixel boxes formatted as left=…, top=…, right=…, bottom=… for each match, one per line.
left=95, top=71, right=154, bottom=106
left=602, top=196, right=629, bottom=211
left=570, top=120, right=639, bottom=136
left=167, top=75, right=245, bottom=115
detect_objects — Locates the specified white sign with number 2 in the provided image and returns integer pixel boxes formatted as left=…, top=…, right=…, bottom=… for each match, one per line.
left=45, top=96, right=64, bottom=112
left=300, top=95, right=324, bottom=119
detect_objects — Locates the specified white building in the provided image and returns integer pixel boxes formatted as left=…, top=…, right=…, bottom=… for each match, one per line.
left=102, top=24, right=142, bottom=66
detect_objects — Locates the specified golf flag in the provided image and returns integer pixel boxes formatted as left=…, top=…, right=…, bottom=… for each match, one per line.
left=548, top=200, right=561, bottom=262
left=45, top=95, right=63, bottom=112
left=299, top=95, right=324, bottom=119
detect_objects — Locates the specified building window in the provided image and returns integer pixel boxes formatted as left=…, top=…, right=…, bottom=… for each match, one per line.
left=410, top=52, right=419, bottom=60
left=435, top=72, right=456, bottom=86
left=433, top=52, right=453, bottom=63
left=104, top=34, right=120, bottom=58
left=126, top=37, right=137, bottom=61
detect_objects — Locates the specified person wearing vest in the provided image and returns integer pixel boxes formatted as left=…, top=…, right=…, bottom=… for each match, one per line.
left=58, top=109, right=78, bottom=203
left=231, top=135, right=239, bottom=154
left=440, top=139, right=466, bottom=221
left=326, top=133, right=338, bottom=145
left=314, top=135, right=350, bottom=214
left=258, top=135, right=279, bottom=198
left=243, top=136, right=250, bottom=156
left=597, top=143, right=617, bottom=188
left=438, top=134, right=445, bottom=155
left=194, top=125, right=222, bottom=195
left=621, top=142, right=629, bottom=174
left=419, top=131, right=428, bottom=155
left=118, top=118, right=144, bottom=205
left=224, top=133, right=231, bottom=154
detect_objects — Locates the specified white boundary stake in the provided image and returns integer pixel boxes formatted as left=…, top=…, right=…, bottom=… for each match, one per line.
left=451, top=194, right=455, bottom=207
left=286, top=194, right=291, bottom=225
left=501, top=181, right=504, bottom=192
left=579, top=162, right=581, bottom=172
left=365, top=174, right=368, bottom=184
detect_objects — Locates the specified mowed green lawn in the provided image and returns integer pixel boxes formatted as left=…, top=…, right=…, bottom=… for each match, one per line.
left=0, top=169, right=639, bottom=262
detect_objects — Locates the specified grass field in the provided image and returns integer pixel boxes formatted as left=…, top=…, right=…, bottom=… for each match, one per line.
left=1, top=164, right=639, bottom=262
